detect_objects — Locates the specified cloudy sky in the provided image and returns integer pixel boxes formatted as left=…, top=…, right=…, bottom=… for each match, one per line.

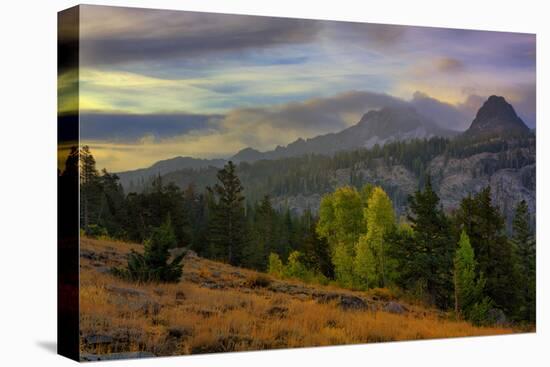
left=66, top=5, right=536, bottom=172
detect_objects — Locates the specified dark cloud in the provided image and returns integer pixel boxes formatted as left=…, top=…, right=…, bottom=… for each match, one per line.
left=220, top=90, right=410, bottom=139
left=79, top=5, right=322, bottom=65
left=80, top=112, right=222, bottom=141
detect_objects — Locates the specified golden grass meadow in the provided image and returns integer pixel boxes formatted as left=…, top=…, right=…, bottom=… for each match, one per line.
left=79, top=237, right=514, bottom=358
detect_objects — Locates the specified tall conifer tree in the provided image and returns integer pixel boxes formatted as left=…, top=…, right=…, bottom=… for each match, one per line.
left=406, top=177, right=454, bottom=308
left=207, top=161, right=247, bottom=265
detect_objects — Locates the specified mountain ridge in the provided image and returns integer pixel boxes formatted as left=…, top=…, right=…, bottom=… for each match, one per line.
left=232, top=106, right=457, bottom=163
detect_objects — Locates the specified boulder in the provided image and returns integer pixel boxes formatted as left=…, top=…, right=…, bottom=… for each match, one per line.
left=169, top=247, right=187, bottom=258
left=384, top=301, right=406, bottom=314
left=338, top=295, right=369, bottom=311
left=84, top=334, right=113, bottom=346
left=184, top=249, right=198, bottom=259
left=316, top=293, right=340, bottom=304
left=488, top=308, right=507, bottom=326
left=105, top=285, right=147, bottom=298
left=80, top=249, right=97, bottom=260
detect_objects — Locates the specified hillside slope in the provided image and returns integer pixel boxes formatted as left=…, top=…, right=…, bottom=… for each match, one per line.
left=79, top=237, right=513, bottom=360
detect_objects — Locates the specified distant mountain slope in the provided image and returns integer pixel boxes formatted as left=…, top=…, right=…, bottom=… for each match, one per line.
left=117, top=106, right=458, bottom=189
left=116, top=156, right=226, bottom=191
left=463, top=95, right=530, bottom=138
left=232, top=106, right=457, bottom=162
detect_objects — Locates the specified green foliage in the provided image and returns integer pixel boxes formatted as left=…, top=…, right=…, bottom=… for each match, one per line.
left=269, top=251, right=327, bottom=285
left=301, top=217, right=334, bottom=279
left=80, top=145, right=101, bottom=232
left=84, top=224, right=108, bottom=238
left=332, top=242, right=356, bottom=288
left=355, top=187, right=396, bottom=288
left=284, top=251, right=310, bottom=280
left=243, top=196, right=277, bottom=270
left=207, top=161, right=247, bottom=265
left=317, top=185, right=397, bottom=290
left=454, top=187, right=520, bottom=317
left=468, top=297, right=493, bottom=326
left=268, top=253, right=284, bottom=277
left=317, top=186, right=368, bottom=286
left=354, top=235, right=377, bottom=289
left=149, top=217, right=178, bottom=249
left=113, top=219, right=184, bottom=283
left=512, top=200, right=536, bottom=322
left=317, top=186, right=365, bottom=251
left=395, top=177, right=454, bottom=309
left=454, top=230, right=492, bottom=324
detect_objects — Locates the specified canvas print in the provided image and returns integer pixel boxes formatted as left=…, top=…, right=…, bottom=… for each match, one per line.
left=58, top=5, right=536, bottom=362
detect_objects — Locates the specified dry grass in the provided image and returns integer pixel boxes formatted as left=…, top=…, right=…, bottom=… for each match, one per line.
left=79, top=237, right=514, bottom=357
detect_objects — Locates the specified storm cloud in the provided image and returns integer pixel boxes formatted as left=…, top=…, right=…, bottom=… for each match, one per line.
left=80, top=112, right=222, bottom=142
left=79, top=5, right=322, bottom=66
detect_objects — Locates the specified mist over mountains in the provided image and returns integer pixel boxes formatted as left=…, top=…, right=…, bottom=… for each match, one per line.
left=231, top=106, right=457, bottom=163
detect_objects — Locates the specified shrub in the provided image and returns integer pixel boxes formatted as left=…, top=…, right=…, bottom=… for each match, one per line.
left=247, top=274, right=272, bottom=288
left=85, top=224, right=108, bottom=238
left=268, top=253, right=284, bottom=277
left=112, top=219, right=184, bottom=283
left=268, top=251, right=328, bottom=285
left=313, top=273, right=330, bottom=286
left=468, top=298, right=493, bottom=326
left=284, top=251, right=310, bottom=280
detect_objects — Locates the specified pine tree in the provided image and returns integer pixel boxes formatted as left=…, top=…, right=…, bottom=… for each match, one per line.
left=302, top=218, right=334, bottom=279
left=207, top=161, right=247, bottom=265
left=97, top=169, right=126, bottom=237
left=512, top=200, right=536, bottom=322
left=80, top=145, right=100, bottom=232
left=113, top=218, right=184, bottom=282
left=454, top=187, right=520, bottom=316
left=406, top=177, right=454, bottom=308
left=244, top=195, right=276, bottom=270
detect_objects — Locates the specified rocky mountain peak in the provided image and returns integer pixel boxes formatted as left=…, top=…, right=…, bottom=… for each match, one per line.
left=465, top=95, right=529, bottom=137
left=232, top=147, right=262, bottom=163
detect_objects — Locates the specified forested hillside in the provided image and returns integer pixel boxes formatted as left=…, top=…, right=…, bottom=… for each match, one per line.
left=122, top=133, right=534, bottom=226
left=65, top=140, right=535, bottom=326
left=66, top=96, right=536, bottom=328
